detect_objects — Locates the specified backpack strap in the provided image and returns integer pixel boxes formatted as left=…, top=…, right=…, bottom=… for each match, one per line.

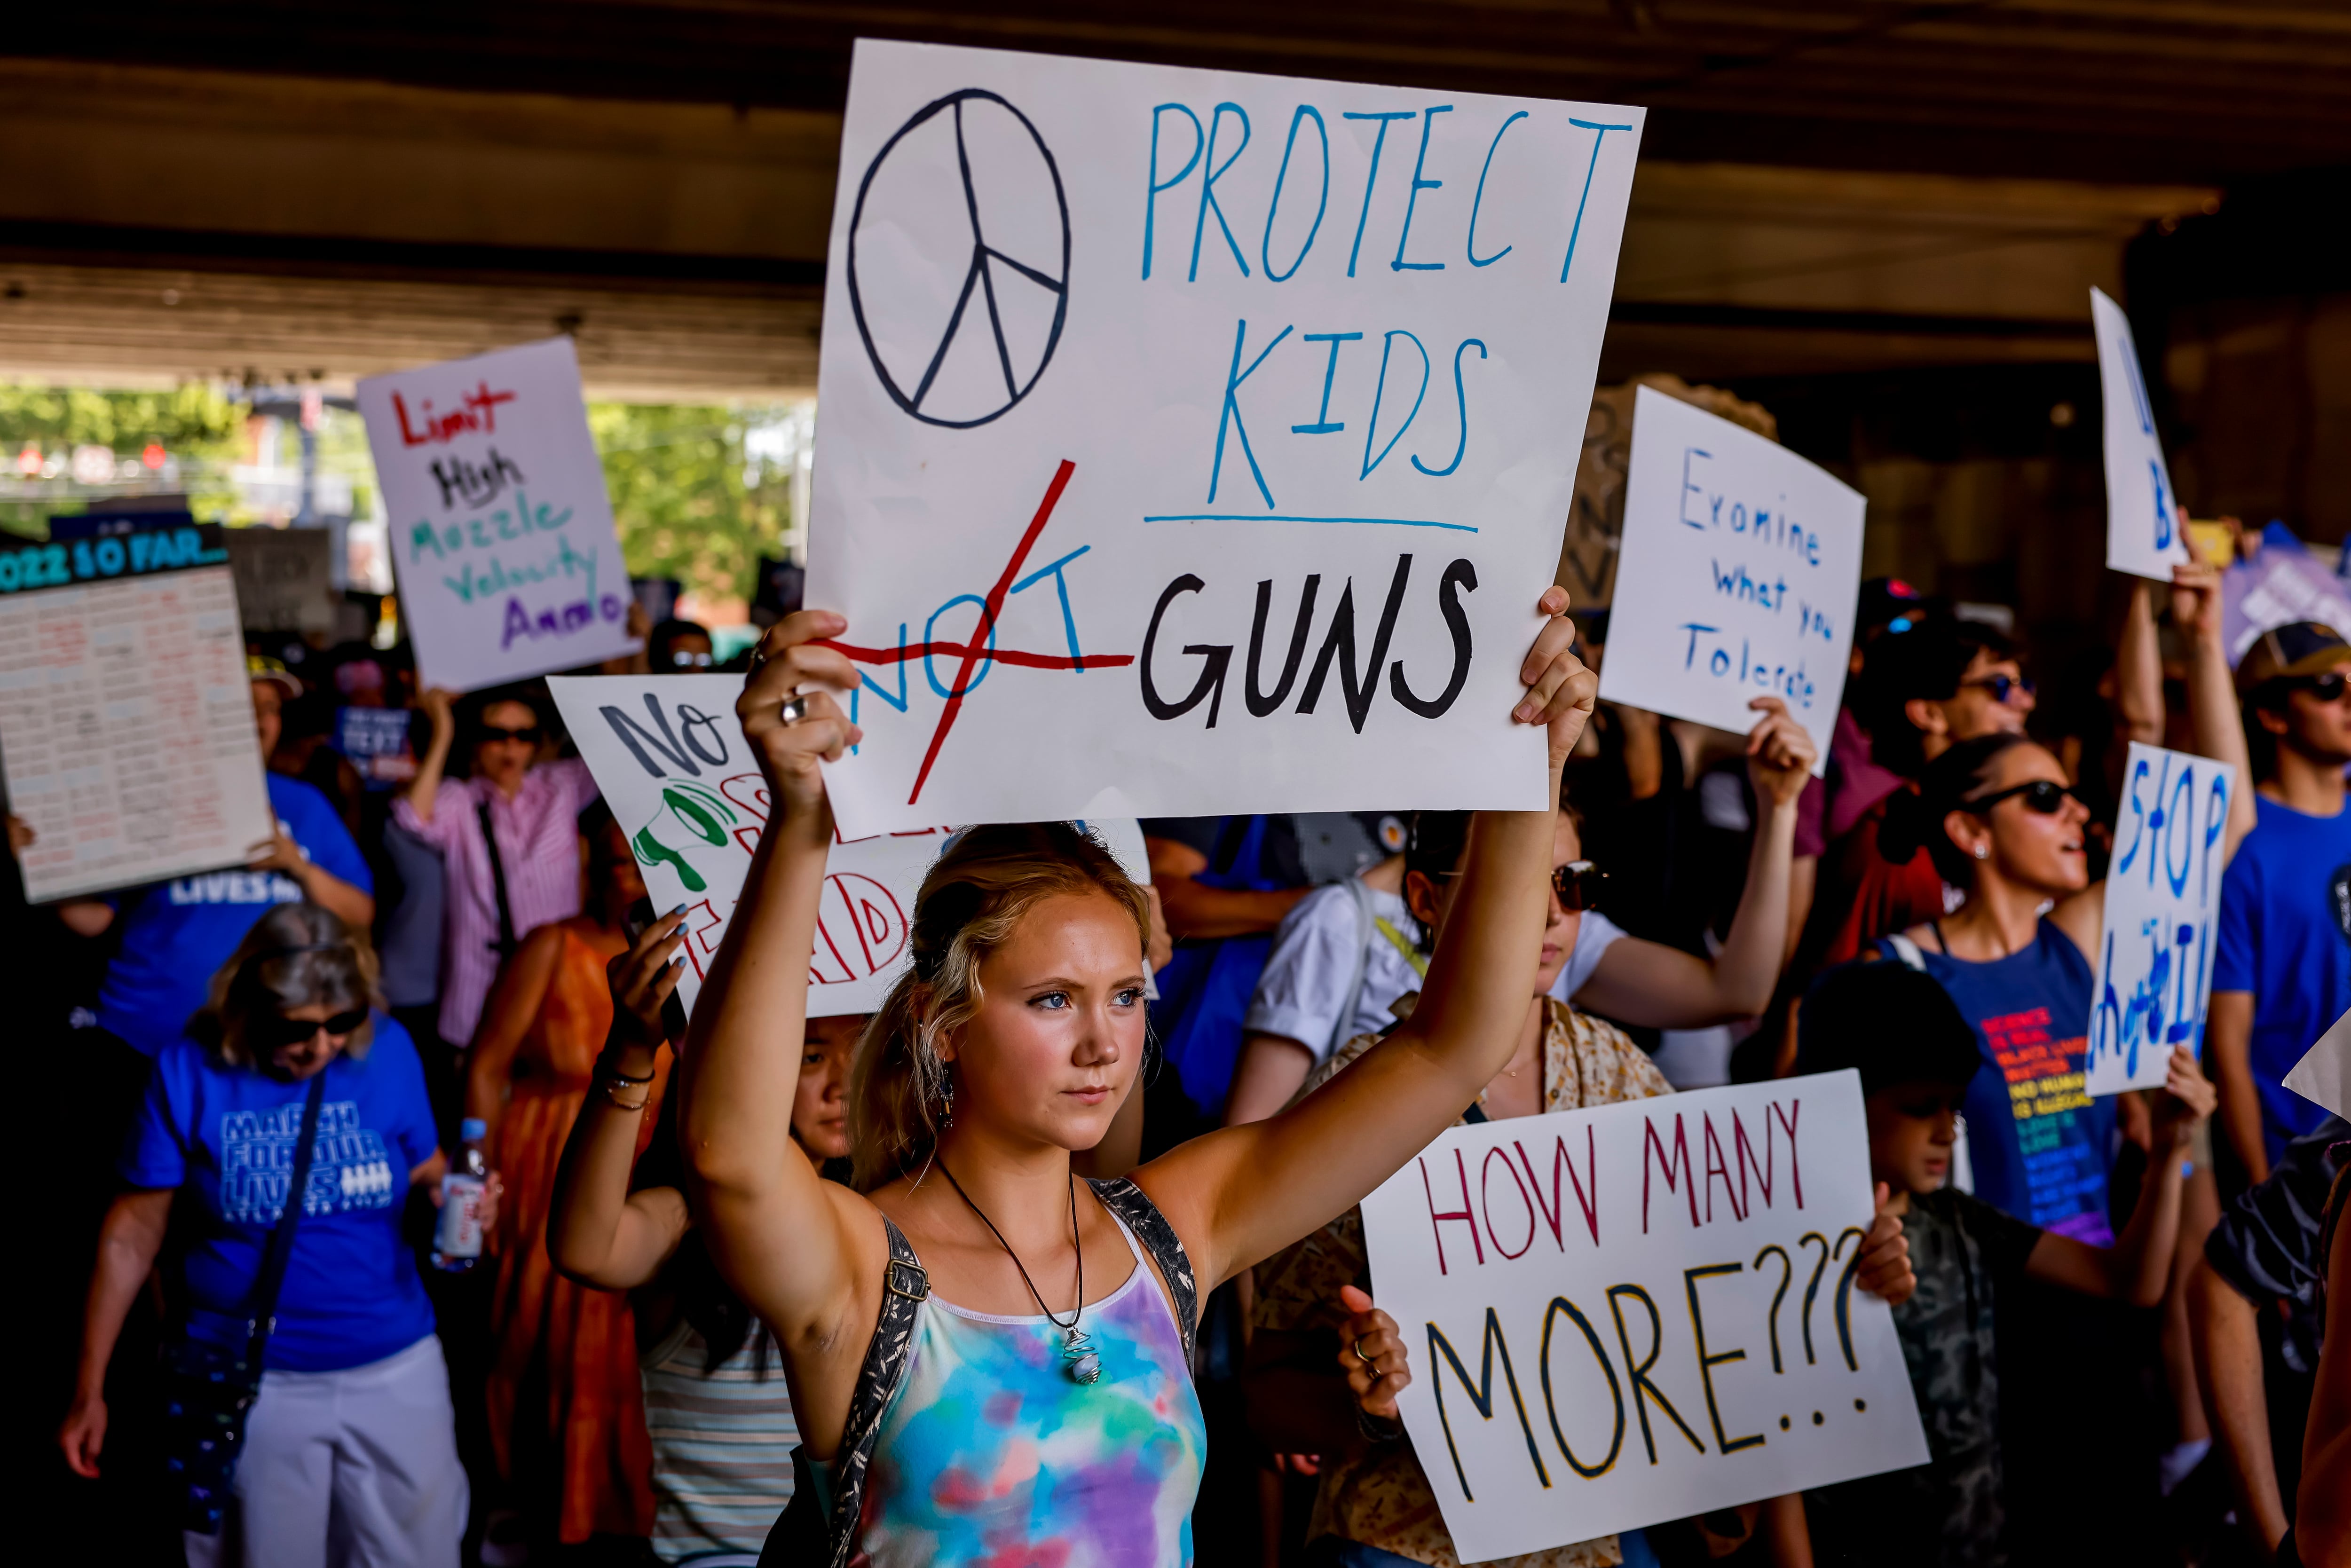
left=1087, top=1177, right=1199, bottom=1370
left=764, top=1216, right=928, bottom=1568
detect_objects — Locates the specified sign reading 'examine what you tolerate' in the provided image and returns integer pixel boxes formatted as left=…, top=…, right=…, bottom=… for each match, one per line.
left=547, top=676, right=1149, bottom=1019
left=357, top=338, right=636, bottom=693
left=807, top=39, right=1641, bottom=835
left=1359, top=1073, right=1928, bottom=1560
left=1598, top=387, right=1863, bottom=772
left=2085, top=741, right=2237, bottom=1095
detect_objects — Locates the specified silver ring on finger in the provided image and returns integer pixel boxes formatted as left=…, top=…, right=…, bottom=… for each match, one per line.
left=1353, top=1337, right=1375, bottom=1367
left=778, top=693, right=811, bottom=726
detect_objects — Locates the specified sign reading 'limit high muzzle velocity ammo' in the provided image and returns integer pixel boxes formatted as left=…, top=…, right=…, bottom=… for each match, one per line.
left=807, top=39, right=1642, bottom=835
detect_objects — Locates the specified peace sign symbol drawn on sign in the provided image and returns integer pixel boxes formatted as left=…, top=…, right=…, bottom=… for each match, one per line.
left=848, top=89, right=1073, bottom=429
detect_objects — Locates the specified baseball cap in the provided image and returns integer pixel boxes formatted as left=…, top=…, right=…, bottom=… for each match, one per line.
left=1857, top=577, right=1927, bottom=637
left=245, top=654, right=301, bottom=695
left=1798, top=961, right=1981, bottom=1095
left=2234, top=621, right=2351, bottom=694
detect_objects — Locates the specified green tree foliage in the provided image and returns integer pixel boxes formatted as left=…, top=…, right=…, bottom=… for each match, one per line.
left=590, top=402, right=798, bottom=606
left=0, top=383, right=245, bottom=535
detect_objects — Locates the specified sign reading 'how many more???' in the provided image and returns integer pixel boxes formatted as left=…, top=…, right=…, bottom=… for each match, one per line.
left=547, top=675, right=1150, bottom=1019
left=357, top=338, right=637, bottom=693
left=808, top=39, right=1641, bottom=835
left=1597, top=387, right=1863, bottom=773
left=1358, top=1073, right=1928, bottom=1560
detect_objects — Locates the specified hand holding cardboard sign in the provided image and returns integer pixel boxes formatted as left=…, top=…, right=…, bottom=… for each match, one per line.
left=608, top=908, right=690, bottom=1053
left=2148, top=1044, right=2218, bottom=1149
left=1743, top=695, right=1818, bottom=808
left=1514, top=585, right=1600, bottom=771
left=739, top=610, right=864, bottom=822
left=1851, top=1184, right=1916, bottom=1308
left=1335, top=1284, right=1409, bottom=1422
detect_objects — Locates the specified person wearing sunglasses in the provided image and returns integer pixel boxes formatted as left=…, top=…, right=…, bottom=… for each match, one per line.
left=646, top=617, right=717, bottom=674
left=1862, top=558, right=2249, bottom=1561
left=395, top=684, right=601, bottom=1057
left=2209, top=621, right=2351, bottom=1191
left=62, top=903, right=492, bottom=1567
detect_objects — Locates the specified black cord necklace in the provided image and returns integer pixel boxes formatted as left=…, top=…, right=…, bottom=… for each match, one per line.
left=937, top=1161, right=1101, bottom=1385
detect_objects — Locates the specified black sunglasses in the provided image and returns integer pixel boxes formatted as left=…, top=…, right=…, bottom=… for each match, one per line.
left=665, top=649, right=715, bottom=670
left=1960, top=674, right=2036, bottom=704
left=2278, top=671, right=2349, bottom=702
left=252, top=1008, right=368, bottom=1050
left=1962, top=779, right=2081, bottom=816
left=1442, top=860, right=1608, bottom=912
left=478, top=724, right=542, bottom=746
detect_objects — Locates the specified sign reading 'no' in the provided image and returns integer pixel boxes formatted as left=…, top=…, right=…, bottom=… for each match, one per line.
left=806, top=40, right=1642, bottom=835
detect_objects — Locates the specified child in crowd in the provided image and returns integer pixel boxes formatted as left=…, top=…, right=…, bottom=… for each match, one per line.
left=1798, top=960, right=2216, bottom=1568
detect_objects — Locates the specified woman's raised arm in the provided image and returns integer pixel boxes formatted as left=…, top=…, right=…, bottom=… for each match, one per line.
left=1140, top=587, right=1597, bottom=1290
left=675, top=613, right=881, bottom=1384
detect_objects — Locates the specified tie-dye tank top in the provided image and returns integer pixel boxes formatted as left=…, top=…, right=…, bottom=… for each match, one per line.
left=841, top=1212, right=1206, bottom=1566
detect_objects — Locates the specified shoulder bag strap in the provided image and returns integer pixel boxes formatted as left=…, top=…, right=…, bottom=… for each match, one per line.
left=1885, top=933, right=1926, bottom=971
left=1086, top=1177, right=1199, bottom=1369
left=244, top=1072, right=329, bottom=1363
left=813, top=1217, right=929, bottom=1568
left=1326, top=878, right=1376, bottom=1060
left=475, top=796, right=519, bottom=961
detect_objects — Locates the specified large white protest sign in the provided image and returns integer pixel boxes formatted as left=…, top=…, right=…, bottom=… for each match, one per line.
left=1595, top=387, right=1862, bottom=772
left=2085, top=741, right=2238, bottom=1095
left=547, top=676, right=1149, bottom=1017
left=1358, top=1073, right=1926, bottom=1560
left=0, top=522, right=276, bottom=902
left=806, top=40, right=1641, bottom=835
left=2092, top=287, right=2187, bottom=583
left=357, top=339, right=636, bottom=693
left=2284, top=1011, right=2350, bottom=1123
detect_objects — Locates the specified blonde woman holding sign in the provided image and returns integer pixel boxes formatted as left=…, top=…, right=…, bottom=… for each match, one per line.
left=676, top=591, right=1595, bottom=1568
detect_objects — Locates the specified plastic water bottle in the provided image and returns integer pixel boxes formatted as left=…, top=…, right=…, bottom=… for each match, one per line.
left=432, top=1118, right=489, bottom=1272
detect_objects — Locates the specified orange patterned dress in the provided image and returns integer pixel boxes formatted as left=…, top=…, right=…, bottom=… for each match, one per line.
left=485, top=922, right=670, bottom=1544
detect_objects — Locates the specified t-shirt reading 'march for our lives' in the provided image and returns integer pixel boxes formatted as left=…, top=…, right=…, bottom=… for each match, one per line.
left=1881, top=923, right=2119, bottom=1245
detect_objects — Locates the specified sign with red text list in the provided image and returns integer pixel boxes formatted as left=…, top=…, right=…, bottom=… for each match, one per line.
left=1358, top=1072, right=1928, bottom=1561
left=357, top=338, right=636, bottom=693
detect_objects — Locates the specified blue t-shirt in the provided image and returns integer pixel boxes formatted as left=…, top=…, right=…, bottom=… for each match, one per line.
left=120, top=1016, right=439, bottom=1373
left=2212, top=795, right=2351, bottom=1162
left=97, top=773, right=372, bottom=1056
left=1881, top=924, right=2119, bottom=1246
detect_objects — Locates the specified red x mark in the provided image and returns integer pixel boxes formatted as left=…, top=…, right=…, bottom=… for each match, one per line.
left=822, top=460, right=1134, bottom=805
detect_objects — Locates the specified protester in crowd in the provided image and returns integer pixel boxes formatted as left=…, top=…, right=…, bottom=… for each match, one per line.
left=378, top=814, right=450, bottom=1117
left=647, top=617, right=718, bottom=673
left=1863, top=557, right=2250, bottom=1561
left=269, top=674, right=368, bottom=839
left=395, top=683, right=600, bottom=1052
left=54, top=660, right=374, bottom=1058
left=2298, top=1159, right=2351, bottom=1566
left=674, top=592, right=1594, bottom=1567
left=548, top=906, right=858, bottom=1565
left=1224, top=696, right=1815, bottom=1122
left=2187, top=1116, right=2349, bottom=1558
left=2210, top=622, right=2351, bottom=1188
left=59, top=904, right=486, bottom=1568
left=1245, top=799, right=1912, bottom=1568
left=1798, top=960, right=2214, bottom=1567
left=465, top=802, right=663, bottom=1552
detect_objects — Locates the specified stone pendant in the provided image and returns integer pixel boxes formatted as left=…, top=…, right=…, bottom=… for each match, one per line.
left=1064, top=1326, right=1101, bottom=1385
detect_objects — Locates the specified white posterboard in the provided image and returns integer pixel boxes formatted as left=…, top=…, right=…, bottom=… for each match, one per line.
left=1596, top=387, right=1862, bottom=772
left=2284, top=1011, right=2350, bottom=1123
left=356, top=338, right=637, bottom=693
left=0, top=524, right=276, bottom=902
left=2085, top=741, right=2238, bottom=1095
left=2092, top=287, right=2187, bottom=583
left=807, top=39, right=1642, bottom=835
left=1358, top=1073, right=1928, bottom=1561
left=547, top=675, right=1150, bottom=1018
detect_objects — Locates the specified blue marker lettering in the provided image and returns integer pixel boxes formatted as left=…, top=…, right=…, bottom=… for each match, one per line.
left=1294, top=332, right=1363, bottom=434
left=1466, top=110, right=1526, bottom=268
left=1341, top=110, right=1415, bottom=279
left=1360, top=330, right=1431, bottom=480
left=1142, top=104, right=1204, bottom=281
left=1262, top=106, right=1330, bottom=283
left=1560, top=119, right=1633, bottom=284
left=1679, top=447, right=1714, bottom=528
left=1413, top=338, right=1486, bottom=476
left=1390, top=105, right=1452, bottom=272
left=1210, top=318, right=1294, bottom=508
left=1189, top=103, right=1253, bottom=282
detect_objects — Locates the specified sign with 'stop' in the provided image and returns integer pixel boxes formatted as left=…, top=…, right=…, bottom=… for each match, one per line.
left=357, top=338, right=637, bottom=693
left=807, top=39, right=1642, bottom=835
left=2085, top=741, right=2237, bottom=1095
left=546, top=676, right=1150, bottom=1018
left=1596, top=388, right=1862, bottom=772
left=1359, top=1074, right=1928, bottom=1561
left=2092, top=288, right=2187, bottom=583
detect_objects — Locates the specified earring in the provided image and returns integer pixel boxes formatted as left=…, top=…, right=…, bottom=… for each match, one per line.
left=936, top=1070, right=955, bottom=1129
left=1973, top=844, right=1989, bottom=859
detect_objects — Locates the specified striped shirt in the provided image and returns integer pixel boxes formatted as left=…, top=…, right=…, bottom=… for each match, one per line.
left=640, top=1319, right=798, bottom=1564
left=390, top=758, right=599, bottom=1046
